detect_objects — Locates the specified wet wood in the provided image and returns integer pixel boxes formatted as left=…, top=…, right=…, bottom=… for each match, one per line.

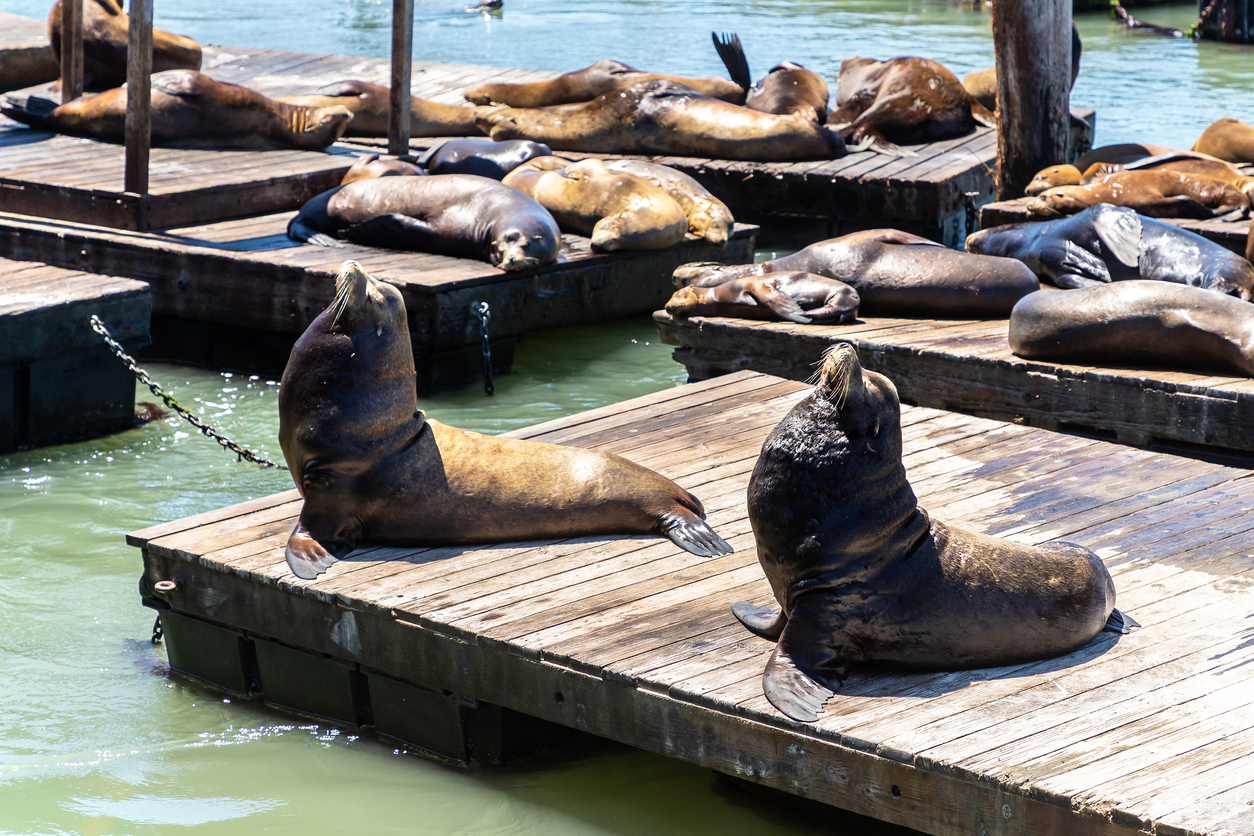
left=123, top=0, right=153, bottom=195
left=388, top=0, right=413, bottom=157
left=59, top=0, right=83, bottom=103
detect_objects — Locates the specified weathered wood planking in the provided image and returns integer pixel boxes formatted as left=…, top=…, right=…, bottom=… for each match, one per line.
left=652, top=310, right=1254, bottom=456
left=0, top=256, right=149, bottom=451
left=980, top=198, right=1253, bottom=256
left=0, top=208, right=756, bottom=387
left=129, top=370, right=1254, bottom=836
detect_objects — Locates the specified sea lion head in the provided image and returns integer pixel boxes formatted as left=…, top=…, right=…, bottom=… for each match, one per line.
left=663, top=285, right=706, bottom=316
left=290, top=104, right=353, bottom=150
left=811, top=343, right=901, bottom=462
left=1026, top=164, right=1083, bottom=196
left=322, top=259, right=409, bottom=340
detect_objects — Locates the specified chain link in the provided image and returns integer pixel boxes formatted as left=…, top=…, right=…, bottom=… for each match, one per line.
left=89, top=315, right=282, bottom=468
left=473, top=301, right=494, bottom=396
left=151, top=614, right=164, bottom=644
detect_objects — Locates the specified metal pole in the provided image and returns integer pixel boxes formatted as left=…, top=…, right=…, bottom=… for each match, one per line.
left=389, top=0, right=414, bottom=157
left=124, top=0, right=153, bottom=196
left=60, top=0, right=84, bottom=103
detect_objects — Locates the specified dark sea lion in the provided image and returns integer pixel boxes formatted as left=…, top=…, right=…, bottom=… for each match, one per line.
left=962, top=22, right=1082, bottom=111
left=288, top=175, right=561, bottom=271
left=967, top=203, right=1254, bottom=299
left=604, top=159, right=734, bottom=246
left=1193, top=118, right=1254, bottom=165
left=423, top=137, right=552, bottom=179
left=1027, top=170, right=1250, bottom=219
left=340, top=154, right=426, bottom=185
left=673, top=229, right=1039, bottom=318
left=664, top=273, right=859, bottom=324
left=278, top=260, right=733, bottom=579
left=711, top=32, right=829, bottom=123
left=828, top=57, right=996, bottom=155
left=279, top=80, right=481, bottom=137
left=503, top=158, right=687, bottom=251
left=0, top=70, right=350, bottom=150
left=1009, top=282, right=1254, bottom=376
left=734, top=343, right=1119, bottom=722
left=475, top=79, right=847, bottom=162
left=48, top=0, right=201, bottom=91
left=1026, top=153, right=1254, bottom=198
left=463, top=59, right=744, bottom=107
left=1073, top=143, right=1192, bottom=170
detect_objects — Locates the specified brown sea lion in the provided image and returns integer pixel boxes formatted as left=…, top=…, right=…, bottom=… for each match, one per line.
left=48, top=0, right=201, bottom=91
left=0, top=70, right=350, bottom=150
left=665, top=273, right=859, bottom=324
left=278, top=260, right=733, bottom=580
left=1026, top=153, right=1254, bottom=198
left=287, top=175, right=561, bottom=271
left=828, top=57, right=996, bottom=155
left=711, top=32, right=829, bottom=123
left=475, top=79, right=847, bottom=162
left=604, top=159, right=734, bottom=246
left=1027, top=170, right=1250, bottom=219
left=673, top=229, right=1039, bottom=318
left=966, top=203, right=1254, bottom=299
left=1009, top=282, right=1254, bottom=376
left=962, top=22, right=1082, bottom=111
left=1193, top=118, right=1254, bottom=165
left=463, top=59, right=744, bottom=107
left=340, top=154, right=426, bottom=185
left=503, top=158, right=687, bottom=252
left=733, top=343, right=1120, bottom=722
left=423, top=138, right=552, bottom=179
left=279, top=80, right=481, bottom=137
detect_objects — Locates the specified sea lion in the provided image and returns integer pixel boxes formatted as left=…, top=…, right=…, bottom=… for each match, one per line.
left=278, top=260, right=733, bottom=580
left=1193, top=118, right=1254, bottom=165
left=673, top=229, right=1039, bottom=318
left=1026, top=170, right=1250, bottom=219
left=966, top=203, right=1254, bottom=299
left=340, top=154, right=426, bottom=185
left=664, top=273, right=859, bottom=324
left=962, top=22, right=1082, bottom=111
left=475, top=79, right=847, bottom=162
left=604, top=159, right=734, bottom=246
left=287, top=175, right=561, bottom=271
left=48, top=0, right=201, bottom=91
left=0, top=70, right=350, bottom=150
left=711, top=32, right=829, bottom=123
left=279, top=80, right=482, bottom=137
left=1009, top=282, right=1254, bottom=377
left=1025, top=153, right=1254, bottom=198
left=503, top=158, right=687, bottom=252
left=463, top=59, right=744, bottom=107
left=828, top=57, right=996, bottom=155
left=733, top=343, right=1119, bottom=722
left=423, top=137, right=553, bottom=179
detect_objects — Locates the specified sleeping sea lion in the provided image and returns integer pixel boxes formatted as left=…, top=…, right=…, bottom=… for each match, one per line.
left=1025, top=153, right=1254, bottom=198
left=0, top=70, right=350, bottom=150
left=423, top=138, right=552, bottom=179
left=673, top=229, right=1039, bottom=318
left=603, top=159, right=734, bottom=246
left=279, top=80, right=481, bottom=137
left=966, top=203, right=1254, bottom=299
left=340, top=154, right=426, bottom=185
left=475, top=79, right=847, bottom=162
left=48, top=0, right=201, bottom=91
left=1009, top=282, right=1254, bottom=377
left=711, top=32, right=829, bottom=123
left=734, top=343, right=1120, bottom=722
left=278, top=260, right=733, bottom=580
left=664, top=273, right=859, bottom=324
left=287, top=175, right=561, bottom=271
left=503, top=158, right=687, bottom=252
left=463, top=59, right=744, bottom=107
left=1026, top=170, right=1250, bottom=219
left=1193, top=118, right=1254, bottom=165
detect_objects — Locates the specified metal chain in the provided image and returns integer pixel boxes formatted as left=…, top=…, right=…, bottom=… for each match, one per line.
left=964, top=191, right=981, bottom=241
left=88, top=315, right=282, bottom=468
left=151, top=614, right=164, bottom=644
left=473, top=301, right=494, bottom=396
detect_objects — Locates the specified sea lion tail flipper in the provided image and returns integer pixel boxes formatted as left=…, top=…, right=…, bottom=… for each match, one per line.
left=762, top=637, right=841, bottom=723
left=0, top=93, right=58, bottom=129
left=971, top=101, right=997, bottom=128
left=1104, top=608, right=1141, bottom=634
left=846, top=127, right=915, bottom=158
left=731, top=601, right=787, bottom=640
left=285, top=521, right=355, bottom=580
left=660, top=508, right=733, bottom=557
left=711, top=31, right=752, bottom=93
left=287, top=215, right=343, bottom=248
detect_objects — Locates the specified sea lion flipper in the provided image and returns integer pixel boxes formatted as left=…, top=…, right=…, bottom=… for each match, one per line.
left=1090, top=204, right=1143, bottom=269
left=284, top=520, right=356, bottom=580
left=731, top=601, right=787, bottom=639
left=1104, top=608, right=1140, bottom=634
left=341, top=213, right=441, bottom=250
left=661, top=509, right=733, bottom=557
left=711, top=32, right=752, bottom=93
left=762, top=642, right=837, bottom=723
left=746, top=281, right=810, bottom=324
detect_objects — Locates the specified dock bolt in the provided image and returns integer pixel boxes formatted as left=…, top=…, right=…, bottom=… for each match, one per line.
left=153, top=579, right=179, bottom=594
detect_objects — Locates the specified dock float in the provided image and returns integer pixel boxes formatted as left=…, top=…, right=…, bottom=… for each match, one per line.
left=0, top=209, right=756, bottom=387
left=0, top=257, right=149, bottom=453
left=129, top=370, right=1254, bottom=836
left=0, top=12, right=57, bottom=92
left=653, top=310, right=1254, bottom=457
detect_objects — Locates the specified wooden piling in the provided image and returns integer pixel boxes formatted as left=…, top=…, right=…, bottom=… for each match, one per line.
left=388, top=0, right=414, bottom=157
left=123, top=0, right=153, bottom=195
left=59, top=0, right=83, bottom=103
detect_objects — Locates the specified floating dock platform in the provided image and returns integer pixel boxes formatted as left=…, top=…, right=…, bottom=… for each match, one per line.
left=653, top=310, right=1254, bottom=457
left=129, top=370, right=1254, bottom=836
left=0, top=209, right=755, bottom=387
left=0, top=256, right=149, bottom=453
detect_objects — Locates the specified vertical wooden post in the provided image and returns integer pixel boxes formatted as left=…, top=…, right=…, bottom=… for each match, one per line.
left=124, top=0, right=153, bottom=195
left=60, top=0, right=84, bottom=104
left=991, top=0, right=1071, bottom=199
left=389, top=0, right=414, bottom=157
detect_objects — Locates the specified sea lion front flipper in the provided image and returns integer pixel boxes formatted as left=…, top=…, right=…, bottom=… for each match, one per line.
left=971, top=101, right=997, bottom=129
left=745, top=280, right=811, bottom=324
left=660, top=509, right=733, bottom=557
left=287, top=214, right=343, bottom=248
left=341, top=213, right=442, bottom=251
left=711, top=31, right=752, bottom=93
left=762, top=629, right=843, bottom=722
left=1104, top=608, right=1141, bottom=634
left=731, top=601, right=787, bottom=639
left=1089, top=204, right=1143, bottom=269
left=285, top=520, right=355, bottom=580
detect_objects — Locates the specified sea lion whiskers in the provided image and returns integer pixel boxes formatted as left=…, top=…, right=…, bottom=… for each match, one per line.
left=330, top=260, right=367, bottom=328
left=814, top=343, right=862, bottom=408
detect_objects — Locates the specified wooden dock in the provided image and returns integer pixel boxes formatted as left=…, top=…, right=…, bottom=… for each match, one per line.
left=0, top=256, right=149, bottom=452
left=0, top=12, right=57, bottom=93
left=0, top=209, right=756, bottom=386
left=129, top=370, right=1254, bottom=836
left=653, top=310, right=1254, bottom=458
